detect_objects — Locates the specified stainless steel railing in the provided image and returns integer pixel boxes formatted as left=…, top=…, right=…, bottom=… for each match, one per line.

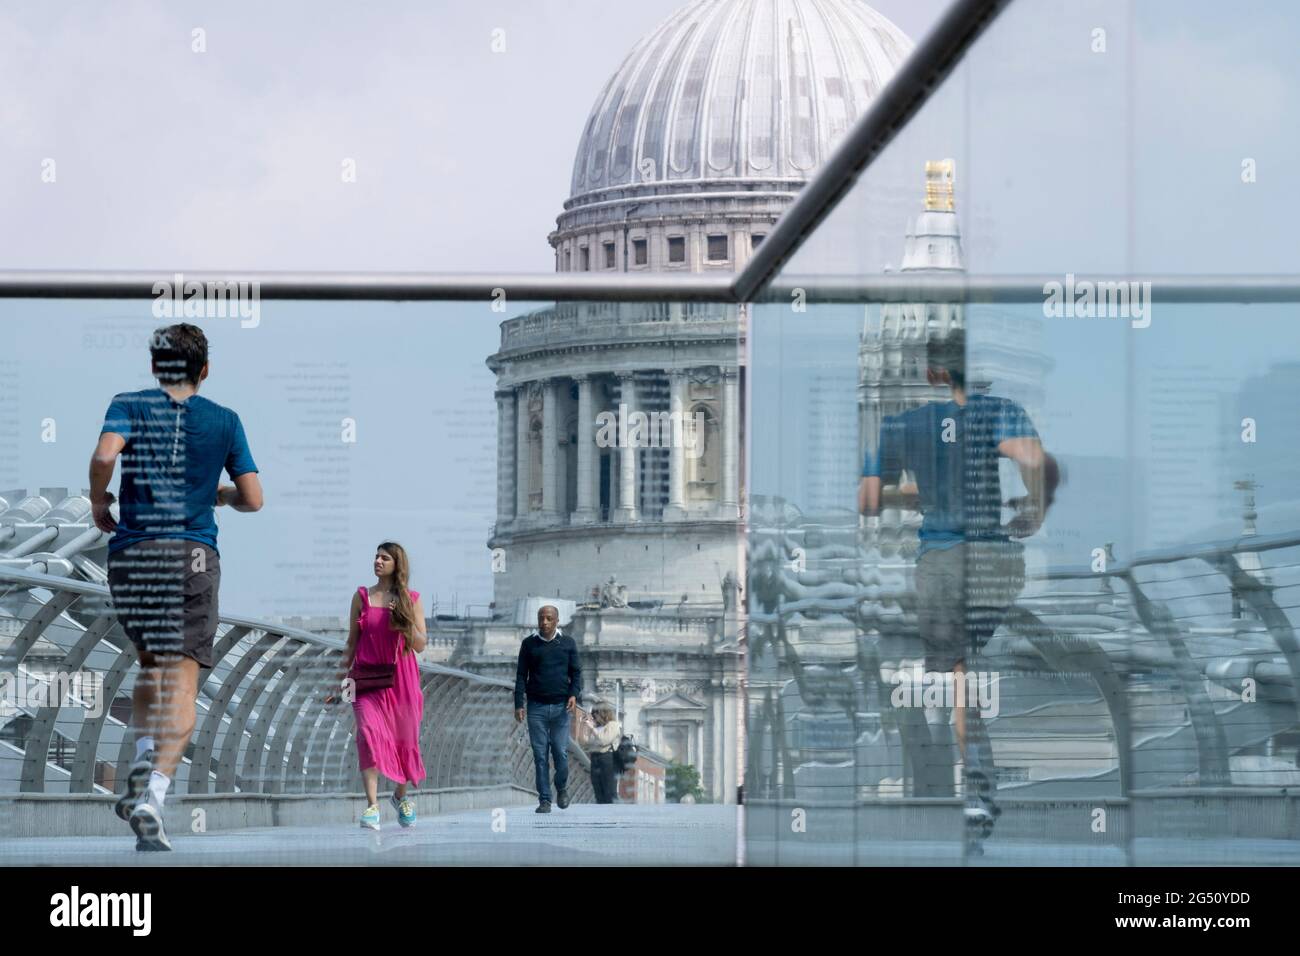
left=0, top=567, right=592, bottom=801
left=745, top=497, right=1300, bottom=803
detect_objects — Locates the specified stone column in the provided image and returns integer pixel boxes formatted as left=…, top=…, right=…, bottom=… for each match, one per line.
left=515, top=384, right=529, bottom=520
left=665, top=369, right=687, bottom=521
left=616, top=372, right=638, bottom=523
left=574, top=374, right=596, bottom=523
left=495, top=389, right=516, bottom=524
left=721, top=367, right=739, bottom=517
left=720, top=677, right=737, bottom=804
left=542, top=378, right=559, bottom=518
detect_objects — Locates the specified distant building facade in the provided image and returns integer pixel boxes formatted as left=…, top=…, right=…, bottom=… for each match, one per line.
left=464, top=0, right=915, bottom=803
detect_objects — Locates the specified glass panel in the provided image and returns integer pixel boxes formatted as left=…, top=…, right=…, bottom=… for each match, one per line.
left=775, top=0, right=1300, bottom=282
left=0, top=295, right=742, bottom=863
left=749, top=291, right=1300, bottom=865
left=750, top=0, right=1300, bottom=863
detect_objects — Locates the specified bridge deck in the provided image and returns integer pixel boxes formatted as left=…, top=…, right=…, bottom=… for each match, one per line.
left=6, top=802, right=1300, bottom=865
left=1, top=804, right=740, bottom=866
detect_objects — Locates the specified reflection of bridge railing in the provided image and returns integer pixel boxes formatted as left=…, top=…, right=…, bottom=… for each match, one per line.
left=746, top=497, right=1300, bottom=810
left=0, top=567, right=591, bottom=802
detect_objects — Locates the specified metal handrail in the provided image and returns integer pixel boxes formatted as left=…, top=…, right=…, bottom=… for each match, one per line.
left=7, top=270, right=1300, bottom=306
left=746, top=507, right=1300, bottom=806
left=0, top=566, right=593, bottom=801
left=731, top=0, right=1012, bottom=301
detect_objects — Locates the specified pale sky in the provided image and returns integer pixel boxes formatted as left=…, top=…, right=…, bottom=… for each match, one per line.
left=0, top=0, right=949, bottom=274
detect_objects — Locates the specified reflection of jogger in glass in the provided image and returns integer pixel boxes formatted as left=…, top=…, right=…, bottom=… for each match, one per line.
left=90, top=323, right=263, bottom=851
left=859, top=329, right=1058, bottom=849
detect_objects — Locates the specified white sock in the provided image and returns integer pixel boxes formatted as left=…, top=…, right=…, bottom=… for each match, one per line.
left=147, top=770, right=170, bottom=808
left=135, top=736, right=155, bottom=761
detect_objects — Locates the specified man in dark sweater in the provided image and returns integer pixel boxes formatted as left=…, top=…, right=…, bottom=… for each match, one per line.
left=514, top=605, right=582, bottom=813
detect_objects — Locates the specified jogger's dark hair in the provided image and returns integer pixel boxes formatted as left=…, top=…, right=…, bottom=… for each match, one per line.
left=150, top=323, right=208, bottom=385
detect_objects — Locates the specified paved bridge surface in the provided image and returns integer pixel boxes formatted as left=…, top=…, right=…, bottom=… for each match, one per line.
left=1, top=804, right=740, bottom=866
left=7, top=806, right=1299, bottom=866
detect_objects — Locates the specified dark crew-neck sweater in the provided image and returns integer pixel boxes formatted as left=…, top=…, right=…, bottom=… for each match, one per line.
left=514, top=632, right=582, bottom=709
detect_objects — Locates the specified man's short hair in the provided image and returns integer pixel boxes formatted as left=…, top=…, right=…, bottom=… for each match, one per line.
left=926, top=328, right=965, bottom=390
left=150, top=323, right=208, bottom=386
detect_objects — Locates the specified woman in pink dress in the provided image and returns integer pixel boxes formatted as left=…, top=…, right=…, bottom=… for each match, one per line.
left=338, top=541, right=427, bottom=830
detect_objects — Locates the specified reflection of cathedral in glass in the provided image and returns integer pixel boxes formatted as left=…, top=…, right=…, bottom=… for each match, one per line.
left=860, top=159, right=1050, bottom=525
left=861, top=160, right=966, bottom=447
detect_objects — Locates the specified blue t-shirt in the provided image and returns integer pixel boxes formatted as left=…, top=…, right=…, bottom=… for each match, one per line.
left=100, top=388, right=258, bottom=555
left=862, top=394, right=1038, bottom=555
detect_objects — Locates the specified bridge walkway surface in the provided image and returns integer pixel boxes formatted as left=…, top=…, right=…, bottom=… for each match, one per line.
left=1, top=804, right=740, bottom=866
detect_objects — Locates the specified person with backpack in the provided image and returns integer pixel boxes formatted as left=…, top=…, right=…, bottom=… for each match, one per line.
left=580, top=699, right=622, bottom=804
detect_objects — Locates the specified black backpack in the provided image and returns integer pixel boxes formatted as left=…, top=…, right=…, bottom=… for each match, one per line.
left=614, top=734, right=637, bottom=772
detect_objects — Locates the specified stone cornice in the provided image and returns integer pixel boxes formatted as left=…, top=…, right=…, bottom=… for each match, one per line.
left=486, top=335, right=746, bottom=375
left=489, top=517, right=741, bottom=549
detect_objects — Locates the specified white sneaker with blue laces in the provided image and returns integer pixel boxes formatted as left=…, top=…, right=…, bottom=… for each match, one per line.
left=390, top=793, right=416, bottom=828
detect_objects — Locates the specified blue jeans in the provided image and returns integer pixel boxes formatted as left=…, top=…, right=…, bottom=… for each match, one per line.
left=526, top=701, right=570, bottom=802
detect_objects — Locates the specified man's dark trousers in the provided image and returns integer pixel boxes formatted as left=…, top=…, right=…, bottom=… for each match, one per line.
left=526, top=701, right=569, bottom=802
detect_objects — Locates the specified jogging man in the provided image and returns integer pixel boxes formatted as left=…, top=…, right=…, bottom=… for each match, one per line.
left=91, top=323, right=263, bottom=850
left=513, top=605, right=582, bottom=813
left=859, top=328, right=1057, bottom=849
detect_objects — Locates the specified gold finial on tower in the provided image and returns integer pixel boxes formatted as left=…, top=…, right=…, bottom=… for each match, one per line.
left=924, top=159, right=955, bottom=212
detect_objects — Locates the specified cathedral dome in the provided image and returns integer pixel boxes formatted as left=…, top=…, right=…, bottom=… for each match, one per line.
left=567, top=0, right=913, bottom=201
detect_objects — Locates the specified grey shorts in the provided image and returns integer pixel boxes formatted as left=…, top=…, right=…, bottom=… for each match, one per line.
left=107, top=539, right=221, bottom=668
left=914, top=540, right=1025, bottom=672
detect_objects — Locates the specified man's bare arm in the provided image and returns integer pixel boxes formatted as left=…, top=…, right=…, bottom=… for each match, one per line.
left=998, top=437, right=1060, bottom=536
left=89, top=433, right=125, bottom=533
left=859, top=476, right=921, bottom=517
left=998, top=438, right=1058, bottom=505
left=216, top=472, right=264, bottom=512
left=858, top=476, right=880, bottom=516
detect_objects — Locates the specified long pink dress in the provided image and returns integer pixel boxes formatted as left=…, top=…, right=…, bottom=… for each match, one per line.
left=351, top=586, right=426, bottom=785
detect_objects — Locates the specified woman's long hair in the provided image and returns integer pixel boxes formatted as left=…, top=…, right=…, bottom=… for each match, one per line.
left=377, top=541, right=417, bottom=653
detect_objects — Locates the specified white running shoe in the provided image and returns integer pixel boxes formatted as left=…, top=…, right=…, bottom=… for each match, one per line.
left=114, top=752, right=155, bottom=822
left=129, top=799, right=173, bottom=851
